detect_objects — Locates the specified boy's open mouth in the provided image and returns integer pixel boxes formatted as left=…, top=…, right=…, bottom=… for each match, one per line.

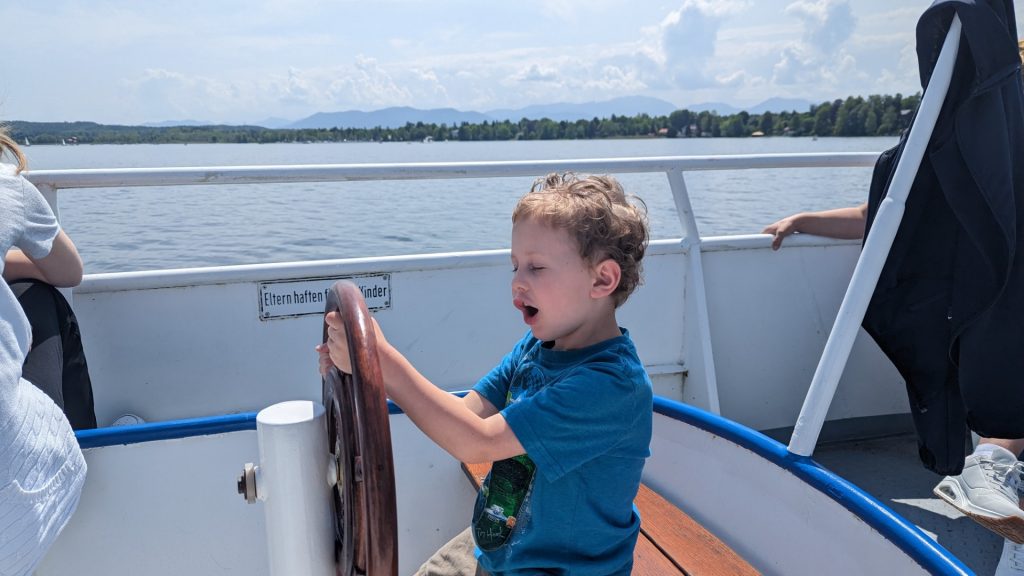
left=514, top=299, right=539, bottom=323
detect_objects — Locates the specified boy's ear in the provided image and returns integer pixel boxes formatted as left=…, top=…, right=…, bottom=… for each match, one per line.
left=590, top=258, right=621, bottom=299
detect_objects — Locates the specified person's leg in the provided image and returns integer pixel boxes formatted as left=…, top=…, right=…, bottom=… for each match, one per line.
left=10, top=279, right=97, bottom=430
left=414, top=528, right=487, bottom=576
left=981, top=438, right=1024, bottom=458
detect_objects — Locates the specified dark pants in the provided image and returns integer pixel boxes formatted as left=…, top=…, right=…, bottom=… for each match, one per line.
left=10, top=279, right=97, bottom=430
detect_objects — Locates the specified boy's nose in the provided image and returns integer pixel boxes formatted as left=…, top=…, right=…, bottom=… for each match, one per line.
left=511, top=272, right=527, bottom=294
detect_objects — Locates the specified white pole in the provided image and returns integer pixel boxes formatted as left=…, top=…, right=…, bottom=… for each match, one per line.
left=256, top=400, right=335, bottom=576
left=788, top=15, right=962, bottom=457
left=667, top=169, right=722, bottom=414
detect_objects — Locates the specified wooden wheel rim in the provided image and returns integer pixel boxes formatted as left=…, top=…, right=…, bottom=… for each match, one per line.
left=322, top=281, right=398, bottom=576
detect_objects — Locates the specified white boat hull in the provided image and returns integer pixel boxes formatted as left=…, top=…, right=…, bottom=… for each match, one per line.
left=38, top=397, right=965, bottom=575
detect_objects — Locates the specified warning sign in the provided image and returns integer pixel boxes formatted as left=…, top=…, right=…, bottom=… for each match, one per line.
left=258, top=274, right=391, bottom=320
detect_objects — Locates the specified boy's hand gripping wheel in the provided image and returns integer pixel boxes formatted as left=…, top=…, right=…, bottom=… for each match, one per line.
left=322, top=280, right=398, bottom=576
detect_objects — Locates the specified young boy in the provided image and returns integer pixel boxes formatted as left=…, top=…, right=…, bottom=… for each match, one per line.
left=319, top=172, right=653, bottom=575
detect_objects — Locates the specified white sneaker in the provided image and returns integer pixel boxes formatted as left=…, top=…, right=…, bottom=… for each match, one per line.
left=934, top=445, right=1024, bottom=543
left=997, top=539, right=1024, bottom=576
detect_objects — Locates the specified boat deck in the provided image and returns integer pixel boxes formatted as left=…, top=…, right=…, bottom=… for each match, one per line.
left=816, top=434, right=1002, bottom=574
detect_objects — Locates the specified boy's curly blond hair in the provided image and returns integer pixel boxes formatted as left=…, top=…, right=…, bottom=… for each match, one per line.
left=513, top=172, right=649, bottom=308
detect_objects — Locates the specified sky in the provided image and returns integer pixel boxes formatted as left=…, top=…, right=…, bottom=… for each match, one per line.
left=2, top=0, right=1021, bottom=126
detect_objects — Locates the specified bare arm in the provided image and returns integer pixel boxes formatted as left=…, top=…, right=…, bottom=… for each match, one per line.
left=762, top=202, right=868, bottom=250
left=3, top=230, right=84, bottom=286
left=318, top=312, right=524, bottom=464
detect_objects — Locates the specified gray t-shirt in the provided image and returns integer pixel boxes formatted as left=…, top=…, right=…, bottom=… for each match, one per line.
left=0, top=163, right=86, bottom=575
left=0, top=162, right=59, bottom=390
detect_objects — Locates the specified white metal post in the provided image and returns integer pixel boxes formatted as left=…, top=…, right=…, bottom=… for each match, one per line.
left=788, top=15, right=962, bottom=456
left=667, top=169, right=721, bottom=414
left=254, top=400, right=336, bottom=576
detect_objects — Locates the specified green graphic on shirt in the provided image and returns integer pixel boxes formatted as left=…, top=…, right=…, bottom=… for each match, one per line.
left=473, top=454, right=536, bottom=551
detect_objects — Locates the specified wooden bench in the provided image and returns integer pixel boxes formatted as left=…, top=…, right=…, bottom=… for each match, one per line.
left=462, top=462, right=759, bottom=576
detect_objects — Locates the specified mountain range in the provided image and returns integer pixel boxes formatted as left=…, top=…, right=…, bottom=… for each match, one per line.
left=146, top=95, right=815, bottom=130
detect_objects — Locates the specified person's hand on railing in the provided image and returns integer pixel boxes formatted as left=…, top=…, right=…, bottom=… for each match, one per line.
left=762, top=203, right=869, bottom=251
left=762, top=214, right=804, bottom=250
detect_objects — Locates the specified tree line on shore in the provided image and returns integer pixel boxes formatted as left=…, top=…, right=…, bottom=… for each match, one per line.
left=9, top=93, right=921, bottom=146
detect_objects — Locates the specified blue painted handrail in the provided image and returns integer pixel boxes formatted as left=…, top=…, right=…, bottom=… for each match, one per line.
left=76, top=393, right=968, bottom=574
left=652, top=395, right=970, bottom=576
left=76, top=412, right=258, bottom=449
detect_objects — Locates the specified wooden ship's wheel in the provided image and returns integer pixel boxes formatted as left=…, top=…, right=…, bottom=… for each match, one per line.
left=322, top=281, right=398, bottom=576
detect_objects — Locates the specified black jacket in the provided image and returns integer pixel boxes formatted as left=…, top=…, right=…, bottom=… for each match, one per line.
left=862, top=0, right=1024, bottom=475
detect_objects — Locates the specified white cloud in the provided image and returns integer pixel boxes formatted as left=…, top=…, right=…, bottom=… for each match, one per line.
left=123, top=69, right=243, bottom=121
left=539, top=0, right=583, bottom=23
left=118, top=57, right=457, bottom=123
left=657, top=0, right=749, bottom=87
left=715, top=70, right=746, bottom=88
left=771, top=0, right=857, bottom=91
left=515, top=64, right=560, bottom=83
left=772, top=44, right=813, bottom=85
left=410, top=68, right=451, bottom=102
left=581, top=65, right=647, bottom=93
left=785, top=0, right=856, bottom=55
left=325, top=56, right=413, bottom=109
left=279, top=68, right=317, bottom=107
left=210, top=0, right=898, bottom=119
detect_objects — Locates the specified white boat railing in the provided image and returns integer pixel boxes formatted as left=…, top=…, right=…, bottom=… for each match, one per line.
left=27, top=152, right=880, bottom=422
left=27, top=153, right=879, bottom=192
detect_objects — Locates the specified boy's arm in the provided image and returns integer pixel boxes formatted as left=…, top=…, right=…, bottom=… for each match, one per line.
left=379, top=347, right=523, bottom=463
left=462, top=390, right=500, bottom=419
left=319, top=311, right=524, bottom=464
left=762, top=202, right=868, bottom=250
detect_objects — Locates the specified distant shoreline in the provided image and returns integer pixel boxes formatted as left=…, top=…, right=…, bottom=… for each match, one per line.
left=9, top=93, right=920, bottom=145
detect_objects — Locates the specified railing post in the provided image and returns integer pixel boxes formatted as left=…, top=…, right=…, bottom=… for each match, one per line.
left=788, top=15, right=962, bottom=457
left=667, top=169, right=721, bottom=414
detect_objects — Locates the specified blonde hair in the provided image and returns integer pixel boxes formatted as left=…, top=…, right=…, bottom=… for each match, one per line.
left=513, top=172, right=649, bottom=307
left=0, top=126, right=26, bottom=173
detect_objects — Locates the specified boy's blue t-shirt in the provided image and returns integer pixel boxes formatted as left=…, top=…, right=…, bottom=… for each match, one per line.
left=471, top=329, right=653, bottom=575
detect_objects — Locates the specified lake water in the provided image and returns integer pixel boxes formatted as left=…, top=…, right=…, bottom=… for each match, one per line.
left=21, top=137, right=897, bottom=273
